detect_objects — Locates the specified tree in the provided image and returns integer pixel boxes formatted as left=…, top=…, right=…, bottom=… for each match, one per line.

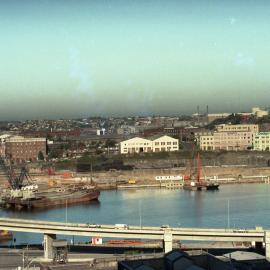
left=48, top=148, right=63, bottom=159
left=38, top=151, right=45, bottom=161
left=105, top=139, right=116, bottom=148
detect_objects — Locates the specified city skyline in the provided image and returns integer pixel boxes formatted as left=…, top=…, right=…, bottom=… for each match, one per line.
left=1, top=0, right=270, bottom=120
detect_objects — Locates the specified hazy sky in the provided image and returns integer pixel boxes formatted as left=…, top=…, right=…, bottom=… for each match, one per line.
left=0, top=0, right=270, bottom=120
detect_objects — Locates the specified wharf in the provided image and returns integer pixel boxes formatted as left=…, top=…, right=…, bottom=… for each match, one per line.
left=75, top=241, right=163, bottom=249
left=117, top=184, right=163, bottom=189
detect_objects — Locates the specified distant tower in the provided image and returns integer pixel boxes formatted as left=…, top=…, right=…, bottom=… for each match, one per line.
left=196, top=105, right=200, bottom=123
left=206, top=105, right=209, bottom=124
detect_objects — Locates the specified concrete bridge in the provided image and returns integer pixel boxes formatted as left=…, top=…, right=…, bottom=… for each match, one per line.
left=0, top=218, right=269, bottom=261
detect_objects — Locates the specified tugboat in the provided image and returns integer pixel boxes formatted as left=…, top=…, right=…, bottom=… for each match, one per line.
left=183, top=152, right=219, bottom=191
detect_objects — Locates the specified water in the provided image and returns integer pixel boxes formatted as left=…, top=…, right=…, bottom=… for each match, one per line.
left=1, top=184, right=270, bottom=245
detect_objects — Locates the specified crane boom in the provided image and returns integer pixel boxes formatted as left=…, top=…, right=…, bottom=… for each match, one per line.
left=0, top=157, right=32, bottom=189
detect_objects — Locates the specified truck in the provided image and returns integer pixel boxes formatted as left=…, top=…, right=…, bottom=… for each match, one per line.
left=128, top=179, right=136, bottom=184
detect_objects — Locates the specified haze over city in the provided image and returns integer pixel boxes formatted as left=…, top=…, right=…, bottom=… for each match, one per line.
left=1, top=0, right=270, bottom=120
left=3, top=2, right=270, bottom=268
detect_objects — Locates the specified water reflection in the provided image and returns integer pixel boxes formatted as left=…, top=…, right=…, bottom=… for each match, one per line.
left=1, top=184, right=270, bottom=245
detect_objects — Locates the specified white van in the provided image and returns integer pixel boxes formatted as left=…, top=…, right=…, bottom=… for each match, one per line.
left=115, top=224, right=129, bottom=229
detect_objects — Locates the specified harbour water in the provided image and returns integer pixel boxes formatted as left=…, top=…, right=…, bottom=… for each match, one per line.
left=1, top=183, right=270, bottom=245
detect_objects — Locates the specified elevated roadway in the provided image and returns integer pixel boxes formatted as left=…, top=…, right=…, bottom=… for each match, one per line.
left=0, top=218, right=268, bottom=260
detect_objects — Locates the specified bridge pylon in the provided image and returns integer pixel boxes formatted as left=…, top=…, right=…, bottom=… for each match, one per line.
left=163, top=229, right=173, bottom=253
left=44, top=233, right=56, bottom=261
left=265, top=231, right=270, bottom=260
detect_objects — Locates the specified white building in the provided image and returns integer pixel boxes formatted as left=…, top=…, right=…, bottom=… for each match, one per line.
left=252, top=107, right=269, bottom=118
left=152, top=135, right=179, bottom=152
left=253, top=132, right=270, bottom=151
left=119, top=137, right=152, bottom=154
left=199, top=134, right=214, bottom=151
left=119, top=135, right=179, bottom=154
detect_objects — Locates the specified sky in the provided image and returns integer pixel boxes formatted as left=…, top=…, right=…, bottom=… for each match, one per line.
left=0, top=0, right=270, bottom=120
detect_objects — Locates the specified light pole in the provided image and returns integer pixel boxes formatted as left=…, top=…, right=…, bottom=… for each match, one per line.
left=65, top=199, right=68, bottom=224
left=138, top=200, right=142, bottom=229
left=22, top=245, right=29, bottom=269
left=227, top=199, right=230, bottom=229
left=21, top=246, right=39, bottom=270
left=25, top=257, right=38, bottom=270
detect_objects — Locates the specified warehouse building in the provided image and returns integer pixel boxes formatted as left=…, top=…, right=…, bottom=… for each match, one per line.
left=152, top=135, right=178, bottom=152
left=119, top=135, right=179, bottom=154
left=2, top=135, right=47, bottom=162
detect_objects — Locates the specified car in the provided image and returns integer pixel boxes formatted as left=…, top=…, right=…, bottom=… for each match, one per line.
left=87, top=223, right=101, bottom=228
left=160, top=225, right=170, bottom=229
left=115, top=224, right=129, bottom=229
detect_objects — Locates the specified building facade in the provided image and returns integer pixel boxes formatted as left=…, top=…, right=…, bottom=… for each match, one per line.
left=199, top=134, right=215, bottom=151
left=213, top=131, right=254, bottom=151
left=4, top=136, right=47, bottom=162
left=119, top=135, right=179, bottom=154
left=253, top=132, right=270, bottom=151
left=0, top=134, right=12, bottom=157
left=152, top=135, right=179, bottom=152
left=207, top=113, right=231, bottom=123
left=119, top=137, right=152, bottom=154
left=216, top=124, right=259, bottom=133
left=200, top=125, right=256, bottom=151
left=0, top=141, right=5, bottom=157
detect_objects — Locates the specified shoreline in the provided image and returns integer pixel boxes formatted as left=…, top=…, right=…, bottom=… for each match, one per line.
left=102, top=178, right=270, bottom=190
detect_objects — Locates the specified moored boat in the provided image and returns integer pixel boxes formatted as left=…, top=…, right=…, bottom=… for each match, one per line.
left=183, top=181, right=219, bottom=191
left=183, top=152, right=219, bottom=191
left=0, top=186, right=100, bottom=210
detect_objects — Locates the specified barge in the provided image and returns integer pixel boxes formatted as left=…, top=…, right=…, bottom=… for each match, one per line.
left=0, top=230, right=12, bottom=241
left=0, top=186, right=100, bottom=210
left=183, top=181, right=219, bottom=191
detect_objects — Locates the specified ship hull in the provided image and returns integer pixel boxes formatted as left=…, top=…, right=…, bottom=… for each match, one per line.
left=183, top=182, right=219, bottom=191
left=1, top=189, right=100, bottom=210
left=206, top=184, right=219, bottom=190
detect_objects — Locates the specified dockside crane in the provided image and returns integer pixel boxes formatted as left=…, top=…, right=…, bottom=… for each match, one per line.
left=0, top=157, right=32, bottom=189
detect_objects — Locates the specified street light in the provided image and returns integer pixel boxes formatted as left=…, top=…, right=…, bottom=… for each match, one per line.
left=22, top=245, right=29, bottom=269
left=25, top=257, right=39, bottom=270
